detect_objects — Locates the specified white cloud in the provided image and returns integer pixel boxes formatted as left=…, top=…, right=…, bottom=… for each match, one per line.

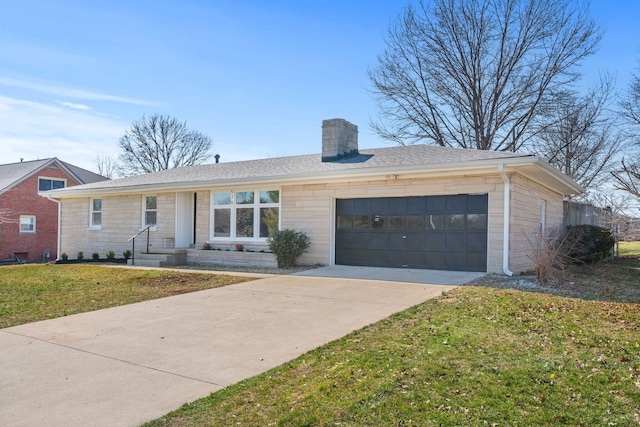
left=57, top=101, right=92, bottom=111
left=0, top=95, right=126, bottom=171
left=0, top=75, right=157, bottom=106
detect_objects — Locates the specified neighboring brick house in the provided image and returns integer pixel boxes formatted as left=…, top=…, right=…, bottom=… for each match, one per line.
left=46, top=119, right=583, bottom=274
left=0, top=158, right=108, bottom=262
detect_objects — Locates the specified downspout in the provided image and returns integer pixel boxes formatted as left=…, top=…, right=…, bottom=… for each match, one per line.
left=498, top=164, right=514, bottom=276
left=46, top=195, right=62, bottom=261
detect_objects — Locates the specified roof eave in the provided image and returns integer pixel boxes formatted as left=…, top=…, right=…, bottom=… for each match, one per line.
left=42, top=155, right=582, bottom=198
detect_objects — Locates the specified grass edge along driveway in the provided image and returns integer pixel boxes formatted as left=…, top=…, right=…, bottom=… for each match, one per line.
left=0, top=264, right=254, bottom=329
left=145, top=259, right=640, bottom=426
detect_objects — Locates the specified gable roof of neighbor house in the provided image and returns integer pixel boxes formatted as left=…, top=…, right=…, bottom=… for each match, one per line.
left=0, top=158, right=108, bottom=195
left=43, top=144, right=583, bottom=198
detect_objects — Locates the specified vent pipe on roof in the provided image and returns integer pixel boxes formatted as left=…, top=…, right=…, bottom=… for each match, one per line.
left=214, top=154, right=220, bottom=164
left=322, top=118, right=358, bottom=162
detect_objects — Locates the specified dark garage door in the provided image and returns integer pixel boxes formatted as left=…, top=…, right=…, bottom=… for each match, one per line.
left=335, top=194, right=488, bottom=272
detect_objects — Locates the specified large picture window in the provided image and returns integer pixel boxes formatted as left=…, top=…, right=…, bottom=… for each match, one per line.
left=211, top=189, right=280, bottom=240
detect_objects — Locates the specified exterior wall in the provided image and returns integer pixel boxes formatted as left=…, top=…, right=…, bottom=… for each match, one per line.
left=56, top=172, right=566, bottom=273
left=0, top=165, right=80, bottom=261
left=59, top=192, right=176, bottom=259
left=281, top=174, right=507, bottom=273
left=510, top=175, right=564, bottom=274
left=194, top=190, right=211, bottom=249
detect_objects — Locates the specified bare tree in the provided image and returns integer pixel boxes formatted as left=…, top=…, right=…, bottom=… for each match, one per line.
left=95, top=155, right=118, bottom=179
left=369, top=0, right=601, bottom=151
left=613, top=70, right=640, bottom=199
left=530, top=75, right=623, bottom=196
left=117, top=114, right=213, bottom=176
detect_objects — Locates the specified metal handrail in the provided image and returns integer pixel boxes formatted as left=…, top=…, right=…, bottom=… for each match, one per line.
left=127, top=225, right=152, bottom=265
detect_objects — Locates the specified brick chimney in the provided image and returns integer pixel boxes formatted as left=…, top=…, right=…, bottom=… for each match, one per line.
left=321, top=118, right=358, bottom=162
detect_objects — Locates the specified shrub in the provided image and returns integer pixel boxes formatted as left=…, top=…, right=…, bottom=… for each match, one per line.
left=123, top=250, right=132, bottom=261
left=528, top=227, right=570, bottom=284
left=77, top=251, right=84, bottom=261
left=92, top=252, right=100, bottom=260
left=234, top=244, right=244, bottom=251
left=60, top=252, right=68, bottom=261
left=106, top=251, right=116, bottom=260
left=202, top=243, right=212, bottom=250
left=562, top=225, right=615, bottom=264
left=268, top=229, right=310, bottom=269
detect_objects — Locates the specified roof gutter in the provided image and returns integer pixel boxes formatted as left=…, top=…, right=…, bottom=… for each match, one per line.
left=498, top=163, right=513, bottom=277
left=43, top=156, right=541, bottom=199
left=46, top=194, right=62, bottom=261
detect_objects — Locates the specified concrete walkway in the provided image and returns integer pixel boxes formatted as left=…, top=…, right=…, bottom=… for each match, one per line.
left=0, top=267, right=480, bottom=427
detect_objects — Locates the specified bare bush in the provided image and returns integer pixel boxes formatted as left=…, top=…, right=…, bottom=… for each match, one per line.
left=528, top=228, right=570, bottom=284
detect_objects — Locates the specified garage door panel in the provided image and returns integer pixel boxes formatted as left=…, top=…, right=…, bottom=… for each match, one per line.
left=406, top=232, right=426, bottom=251
left=426, top=233, right=445, bottom=250
left=372, top=198, right=388, bottom=213
left=468, top=194, right=488, bottom=211
left=467, top=232, right=487, bottom=250
left=407, top=197, right=425, bottom=213
left=426, top=196, right=446, bottom=212
left=445, top=251, right=467, bottom=270
left=336, top=195, right=487, bottom=271
left=388, top=232, right=405, bottom=250
left=354, top=199, right=371, bottom=212
left=446, top=233, right=466, bottom=250
left=425, top=251, right=445, bottom=269
left=446, top=195, right=467, bottom=212
left=370, top=233, right=388, bottom=249
left=407, top=251, right=427, bottom=267
left=388, top=198, right=406, bottom=213
left=351, top=233, right=371, bottom=249
left=388, top=250, right=406, bottom=267
left=466, top=251, right=487, bottom=271
left=335, top=231, right=353, bottom=248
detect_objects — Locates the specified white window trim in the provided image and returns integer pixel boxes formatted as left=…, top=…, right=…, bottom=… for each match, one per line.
left=89, top=198, right=102, bottom=230
left=19, top=215, right=36, bottom=234
left=209, top=189, right=281, bottom=242
left=142, top=195, right=158, bottom=231
left=38, top=176, right=67, bottom=192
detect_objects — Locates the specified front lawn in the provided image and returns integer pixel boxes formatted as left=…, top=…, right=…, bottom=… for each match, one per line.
left=0, top=264, right=253, bottom=328
left=145, top=259, right=640, bottom=426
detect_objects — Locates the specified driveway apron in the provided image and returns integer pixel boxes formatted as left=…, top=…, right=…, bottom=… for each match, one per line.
left=0, top=268, right=473, bottom=426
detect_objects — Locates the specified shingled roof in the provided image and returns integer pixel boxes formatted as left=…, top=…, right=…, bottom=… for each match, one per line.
left=44, top=144, right=582, bottom=197
left=0, top=158, right=108, bottom=195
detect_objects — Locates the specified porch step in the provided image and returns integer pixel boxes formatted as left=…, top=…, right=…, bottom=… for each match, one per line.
left=127, top=250, right=187, bottom=267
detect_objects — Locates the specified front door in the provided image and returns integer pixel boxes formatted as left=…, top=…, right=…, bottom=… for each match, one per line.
left=175, top=192, right=195, bottom=248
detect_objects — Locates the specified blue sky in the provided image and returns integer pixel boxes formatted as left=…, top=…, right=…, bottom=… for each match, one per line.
left=1, top=0, right=639, bottom=173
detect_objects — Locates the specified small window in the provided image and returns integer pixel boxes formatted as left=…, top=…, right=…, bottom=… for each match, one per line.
left=20, top=215, right=36, bottom=233
left=38, top=178, right=66, bottom=191
left=144, top=196, right=157, bottom=227
left=90, top=198, right=102, bottom=229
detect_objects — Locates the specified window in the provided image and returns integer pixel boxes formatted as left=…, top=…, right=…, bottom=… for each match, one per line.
left=19, top=215, right=36, bottom=233
left=211, top=189, right=280, bottom=240
left=90, top=198, right=102, bottom=229
left=38, top=178, right=65, bottom=191
left=144, top=196, right=157, bottom=227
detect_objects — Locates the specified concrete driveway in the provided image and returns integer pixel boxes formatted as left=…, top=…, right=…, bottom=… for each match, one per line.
left=0, top=267, right=481, bottom=427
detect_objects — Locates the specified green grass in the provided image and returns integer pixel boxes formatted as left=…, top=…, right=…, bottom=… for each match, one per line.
left=0, top=264, right=253, bottom=328
left=145, top=260, right=640, bottom=427
left=618, top=241, right=640, bottom=257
